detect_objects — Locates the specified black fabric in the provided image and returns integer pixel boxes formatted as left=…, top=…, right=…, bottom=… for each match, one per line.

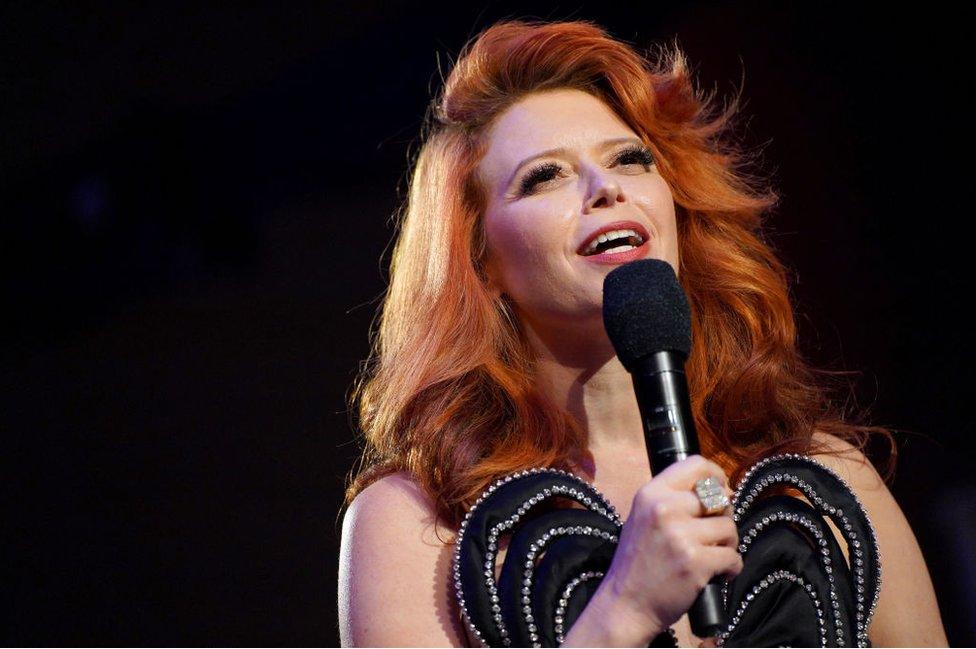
left=529, top=518, right=617, bottom=647
left=724, top=495, right=853, bottom=647
left=453, top=456, right=881, bottom=647
left=454, top=469, right=624, bottom=648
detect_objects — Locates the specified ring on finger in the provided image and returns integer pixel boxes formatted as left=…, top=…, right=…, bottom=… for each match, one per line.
left=694, top=476, right=730, bottom=516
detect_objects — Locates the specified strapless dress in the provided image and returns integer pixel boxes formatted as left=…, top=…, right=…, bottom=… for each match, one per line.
left=452, top=454, right=881, bottom=647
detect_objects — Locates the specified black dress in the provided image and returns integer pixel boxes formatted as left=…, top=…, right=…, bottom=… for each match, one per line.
left=452, top=454, right=881, bottom=647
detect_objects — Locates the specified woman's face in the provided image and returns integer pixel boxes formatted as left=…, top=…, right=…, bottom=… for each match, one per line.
left=477, top=88, right=679, bottom=332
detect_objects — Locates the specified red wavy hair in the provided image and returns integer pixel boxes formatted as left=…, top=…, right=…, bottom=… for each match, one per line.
left=343, top=19, right=894, bottom=534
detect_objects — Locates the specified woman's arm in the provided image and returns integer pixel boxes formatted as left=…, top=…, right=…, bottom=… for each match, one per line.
left=811, top=432, right=949, bottom=646
left=338, top=472, right=468, bottom=647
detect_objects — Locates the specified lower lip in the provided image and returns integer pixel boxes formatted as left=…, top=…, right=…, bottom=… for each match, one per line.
left=578, top=239, right=651, bottom=265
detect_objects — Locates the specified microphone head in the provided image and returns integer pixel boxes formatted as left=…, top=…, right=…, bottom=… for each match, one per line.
left=602, top=259, right=692, bottom=370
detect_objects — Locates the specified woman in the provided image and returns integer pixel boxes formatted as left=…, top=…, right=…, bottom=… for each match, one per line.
left=338, top=19, right=947, bottom=647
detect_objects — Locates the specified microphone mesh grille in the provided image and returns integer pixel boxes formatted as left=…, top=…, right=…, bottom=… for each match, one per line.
left=602, top=259, right=692, bottom=370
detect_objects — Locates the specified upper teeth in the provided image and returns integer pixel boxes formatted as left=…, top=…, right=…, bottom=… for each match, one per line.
left=582, top=229, right=644, bottom=255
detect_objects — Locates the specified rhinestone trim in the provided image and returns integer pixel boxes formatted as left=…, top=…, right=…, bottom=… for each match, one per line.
left=735, top=509, right=845, bottom=645
left=716, top=569, right=828, bottom=648
left=520, top=525, right=618, bottom=646
left=453, top=453, right=882, bottom=647
left=553, top=571, right=603, bottom=645
left=730, top=453, right=883, bottom=647
left=452, top=467, right=620, bottom=647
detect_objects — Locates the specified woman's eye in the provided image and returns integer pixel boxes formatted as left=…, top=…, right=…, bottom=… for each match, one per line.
left=519, top=162, right=562, bottom=195
left=613, top=145, right=655, bottom=169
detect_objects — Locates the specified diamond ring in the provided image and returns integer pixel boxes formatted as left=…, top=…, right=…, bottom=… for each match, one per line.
left=694, top=476, right=730, bottom=516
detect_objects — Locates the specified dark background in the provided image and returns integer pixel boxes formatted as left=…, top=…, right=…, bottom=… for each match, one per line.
left=3, top=1, right=973, bottom=645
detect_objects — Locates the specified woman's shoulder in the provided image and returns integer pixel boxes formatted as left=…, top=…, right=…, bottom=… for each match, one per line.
left=807, top=430, right=886, bottom=493
left=350, top=471, right=432, bottom=512
left=343, top=471, right=455, bottom=545
left=339, top=471, right=467, bottom=646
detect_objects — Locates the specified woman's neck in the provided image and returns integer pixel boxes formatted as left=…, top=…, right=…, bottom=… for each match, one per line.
left=520, top=314, right=647, bottom=459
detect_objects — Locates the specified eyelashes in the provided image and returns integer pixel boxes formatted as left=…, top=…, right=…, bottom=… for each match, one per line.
left=518, top=144, right=655, bottom=196
left=612, top=143, right=655, bottom=168
left=519, top=163, right=563, bottom=196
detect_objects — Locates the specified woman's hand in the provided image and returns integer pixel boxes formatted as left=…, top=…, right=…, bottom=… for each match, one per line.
left=591, top=455, right=743, bottom=643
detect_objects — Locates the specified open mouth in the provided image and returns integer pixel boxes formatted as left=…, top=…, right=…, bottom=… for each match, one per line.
left=578, top=228, right=646, bottom=256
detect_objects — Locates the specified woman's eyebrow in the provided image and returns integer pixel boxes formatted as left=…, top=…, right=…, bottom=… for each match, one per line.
left=506, top=136, right=645, bottom=186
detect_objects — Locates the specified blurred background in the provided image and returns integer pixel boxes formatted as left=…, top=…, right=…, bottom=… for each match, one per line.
left=3, top=1, right=973, bottom=645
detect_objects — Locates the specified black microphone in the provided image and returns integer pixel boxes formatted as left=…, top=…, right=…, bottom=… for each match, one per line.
left=602, top=258, right=727, bottom=639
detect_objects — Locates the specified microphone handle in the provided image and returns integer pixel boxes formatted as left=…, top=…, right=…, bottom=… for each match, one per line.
left=631, top=351, right=727, bottom=639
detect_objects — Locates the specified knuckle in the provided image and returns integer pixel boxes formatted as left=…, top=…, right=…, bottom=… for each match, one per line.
left=672, top=545, right=695, bottom=574
left=634, top=485, right=656, bottom=507
left=707, top=461, right=730, bottom=483
left=673, top=541, right=696, bottom=567
left=647, top=500, right=670, bottom=523
left=662, top=525, right=683, bottom=546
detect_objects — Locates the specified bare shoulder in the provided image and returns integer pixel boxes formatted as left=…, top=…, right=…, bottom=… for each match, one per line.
left=807, top=431, right=888, bottom=497
left=808, top=431, right=948, bottom=646
left=344, top=472, right=455, bottom=546
left=339, top=472, right=467, bottom=647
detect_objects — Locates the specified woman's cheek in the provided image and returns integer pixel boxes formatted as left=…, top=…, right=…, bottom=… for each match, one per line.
left=487, top=222, right=538, bottom=295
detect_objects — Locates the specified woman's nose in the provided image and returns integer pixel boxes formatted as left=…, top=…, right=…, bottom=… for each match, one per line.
left=582, top=172, right=625, bottom=214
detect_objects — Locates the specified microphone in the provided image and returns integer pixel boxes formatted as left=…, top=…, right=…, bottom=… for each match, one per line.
left=602, top=258, right=727, bottom=639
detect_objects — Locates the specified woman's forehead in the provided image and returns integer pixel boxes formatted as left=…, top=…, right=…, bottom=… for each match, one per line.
left=479, top=89, right=638, bottom=182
